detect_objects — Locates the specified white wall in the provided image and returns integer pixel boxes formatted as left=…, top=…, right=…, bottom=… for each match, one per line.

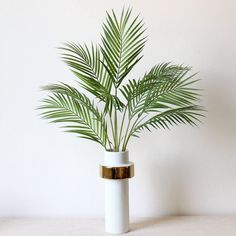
left=0, top=0, right=236, bottom=218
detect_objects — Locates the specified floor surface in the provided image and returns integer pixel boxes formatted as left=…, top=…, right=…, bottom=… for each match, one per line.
left=0, top=216, right=235, bottom=235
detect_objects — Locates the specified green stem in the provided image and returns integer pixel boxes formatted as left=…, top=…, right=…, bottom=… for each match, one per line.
left=122, top=114, right=147, bottom=151
left=114, top=88, right=119, bottom=151
left=107, top=135, right=112, bottom=151
left=114, top=111, right=118, bottom=151
left=103, top=113, right=113, bottom=151
left=122, top=117, right=139, bottom=151
left=118, top=106, right=127, bottom=148
left=109, top=113, right=116, bottom=151
left=122, top=118, right=131, bottom=151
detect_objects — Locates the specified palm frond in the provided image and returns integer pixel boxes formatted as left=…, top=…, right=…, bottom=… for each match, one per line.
left=39, top=8, right=204, bottom=152
left=120, top=63, right=201, bottom=119
left=133, top=105, right=204, bottom=134
left=39, top=84, right=110, bottom=149
left=101, top=7, right=146, bottom=88
left=59, top=43, right=124, bottom=113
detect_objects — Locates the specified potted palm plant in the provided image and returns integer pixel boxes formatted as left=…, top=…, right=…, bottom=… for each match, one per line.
left=39, top=8, right=203, bottom=234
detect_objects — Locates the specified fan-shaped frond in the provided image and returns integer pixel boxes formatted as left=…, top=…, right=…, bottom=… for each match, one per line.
left=59, top=43, right=124, bottom=113
left=133, top=105, right=203, bottom=133
left=101, top=7, right=146, bottom=87
left=39, top=84, right=110, bottom=149
left=121, top=105, right=204, bottom=151
left=120, top=63, right=201, bottom=119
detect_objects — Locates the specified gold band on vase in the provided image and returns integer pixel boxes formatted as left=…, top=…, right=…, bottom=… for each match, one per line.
left=100, top=163, right=134, bottom=179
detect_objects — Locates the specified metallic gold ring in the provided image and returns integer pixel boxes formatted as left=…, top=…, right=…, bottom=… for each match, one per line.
left=100, top=163, right=134, bottom=179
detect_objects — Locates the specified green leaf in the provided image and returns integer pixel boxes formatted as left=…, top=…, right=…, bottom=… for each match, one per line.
left=101, top=8, right=146, bottom=88
left=39, top=83, right=110, bottom=149
left=59, top=43, right=124, bottom=113
left=133, top=105, right=204, bottom=134
left=120, top=63, right=201, bottom=119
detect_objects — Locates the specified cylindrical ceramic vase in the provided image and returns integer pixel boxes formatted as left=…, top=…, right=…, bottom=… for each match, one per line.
left=100, top=151, right=134, bottom=234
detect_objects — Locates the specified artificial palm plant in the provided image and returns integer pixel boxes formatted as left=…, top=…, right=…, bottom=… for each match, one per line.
left=39, top=8, right=204, bottom=234
left=39, top=8, right=203, bottom=152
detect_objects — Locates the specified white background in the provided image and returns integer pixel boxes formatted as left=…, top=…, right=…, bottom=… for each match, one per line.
left=0, top=0, right=236, bottom=218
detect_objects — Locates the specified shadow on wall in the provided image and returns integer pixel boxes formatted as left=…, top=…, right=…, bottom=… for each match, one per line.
left=135, top=80, right=236, bottom=216
left=147, top=154, right=192, bottom=215
left=203, top=80, right=236, bottom=148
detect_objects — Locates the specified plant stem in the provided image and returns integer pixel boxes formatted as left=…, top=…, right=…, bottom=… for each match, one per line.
left=122, top=118, right=138, bottom=151
left=114, top=110, right=118, bottom=151
left=122, top=114, right=147, bottom=151
left=122, top=118, right=131, bottom=151
left=109, top=113, right=116, bottom=151
left=114, top=88, right=119, bottom=151
left=107, top=136, right=112, bottom=151
left=118, top=106, right=127, bottom=148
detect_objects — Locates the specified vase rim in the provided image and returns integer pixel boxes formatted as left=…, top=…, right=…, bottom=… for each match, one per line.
left=105, top=150, right=129, bottom=154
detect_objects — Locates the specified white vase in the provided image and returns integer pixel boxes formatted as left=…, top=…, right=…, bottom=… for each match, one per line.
left=100, top=150, right=134, bottom=234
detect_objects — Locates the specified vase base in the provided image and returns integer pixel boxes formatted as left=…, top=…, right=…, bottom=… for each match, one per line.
left=105, top=229, right=129, bottom=234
